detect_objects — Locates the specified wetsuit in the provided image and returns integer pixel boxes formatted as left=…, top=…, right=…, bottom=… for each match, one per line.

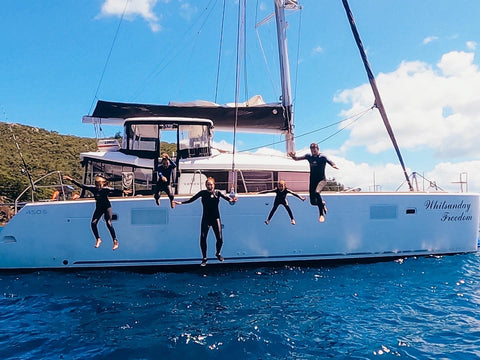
left=181, top=190, right=231, bottom=259
left=71, top=179, right=117, bottom=241
left=305, top=154, right=334, bottom=215
left=154, top=158, right=176, bottom=203
left=259, top=188, right=303, bottom=221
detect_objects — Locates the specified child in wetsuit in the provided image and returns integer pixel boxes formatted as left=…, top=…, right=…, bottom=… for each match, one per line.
left=174, top=177, right=237, bottom=266
left=63, top=175, right=119, bottom=250
left=154, top=153, right=176, bottom=208
left=259, top=180, right=306, bottom=225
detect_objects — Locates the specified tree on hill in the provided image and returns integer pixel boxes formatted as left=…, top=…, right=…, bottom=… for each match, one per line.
left=0, top=122, right=97, bottom=201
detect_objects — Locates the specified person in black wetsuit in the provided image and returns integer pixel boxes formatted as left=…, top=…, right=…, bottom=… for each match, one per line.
left=259, top=180, right=305, bottom=225
left=154, top=153, right=176, bottom=208
left=63, top=175, right=119, bottom=250
left=174, top=177, right=237, bottom=266
left=288, top=143, right=338, bottom=223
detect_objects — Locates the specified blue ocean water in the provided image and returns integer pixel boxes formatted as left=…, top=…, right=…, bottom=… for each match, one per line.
left=2, top=253, right=480, bottom=359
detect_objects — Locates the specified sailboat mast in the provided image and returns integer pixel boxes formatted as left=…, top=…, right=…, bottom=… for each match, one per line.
left=274, top=0, right=295, bottom=154
left=341, top=0, right=414, bottom=191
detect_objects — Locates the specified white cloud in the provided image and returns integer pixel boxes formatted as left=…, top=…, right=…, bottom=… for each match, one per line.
left=466, top=41, right=477, bottom=51
left=325, top=155, right=480, bottom=192
left=212, top=140, right=233, bottom=152
left=334, top=51, right=480, bottom=159
left=312, top=45, right=323, bottom=54
left=99, top=0, right=161, bottom=32
left=422, top=36, right=439, bottom=45
left=179, top=3, right=198, bottom=21
left=426, top=161, right=480, bottom=192
left=329, top=50, right=480, bottom=192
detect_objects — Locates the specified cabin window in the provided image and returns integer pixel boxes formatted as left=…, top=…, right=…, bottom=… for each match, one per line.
left=198, top=170, right=309, bottom=193
left=178, top=124, right=211, bottom=158
left=83, top=159, right=154, bottom=196
left=370, top=205, right=398, bottom=219
left=278, top=171, right=309, bottom=192
left=202, top=170, right=274, bottom=193
left=131, top=208, right=168, bottom=225
left=126, top=124, right=158, bottom=152
left=233, top=171, right=274, bottom=193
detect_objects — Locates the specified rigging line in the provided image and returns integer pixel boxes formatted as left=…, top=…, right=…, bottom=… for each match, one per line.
left=131, top=0, right=218, bottom=101
left=239, top=106, right=373, bottom=153
left=255, top=25, right=280, bottom=98
left=231, top=0, right=246, bottom=191
left=255, top=0, right=280, bottom=101
left=89, top=0, right=129, bottom=115
left=342, top=0, right=413, bottom=191
left=302, top=106, right=373, bottom=138
left=8, top=125, right=36, bottom=193
left=316, top=112, right=363, bottom=145
left=292, top=7, right=302, bottom=104
left=174, top=0, right=220, bottom=99
left=243, top=5, right=249, bottom=104
left=214, top=0, right=226, bottom=103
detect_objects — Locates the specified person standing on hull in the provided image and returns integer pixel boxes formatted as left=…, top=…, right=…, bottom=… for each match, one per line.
left=175, top=177, right=237, bottom=266
left=154, top=153, right=176, bottom=208
left=259, top=180, right=306, bottom=225
left=288, top=143, right=339, bottom=223
left=63, top=175, right=119, bottom=250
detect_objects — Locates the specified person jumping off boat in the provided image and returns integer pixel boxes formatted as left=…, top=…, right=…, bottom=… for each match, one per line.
left=174, top=177, right=237, bottom=266
left=259, top=180, right=305, bottom=225
left=288, top=143, right=338, bottom=223
left=63, top=175, right=119, bottom=250
left=154, top=153, right=176, bottom=208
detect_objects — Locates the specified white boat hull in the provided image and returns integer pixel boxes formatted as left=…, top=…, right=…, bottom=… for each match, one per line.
left=1, top=192, right=478, bottom=270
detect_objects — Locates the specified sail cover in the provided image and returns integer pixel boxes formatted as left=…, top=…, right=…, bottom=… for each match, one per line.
left=89, top=99, right=289, bottom=133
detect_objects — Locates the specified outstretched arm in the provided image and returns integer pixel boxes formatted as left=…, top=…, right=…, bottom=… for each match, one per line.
left=258, top=189, right=275, bottom=194
left=219, top=191, right=237, bottom=203
left=63, top=175, right=87, bottom=190
left=176, top=191, right=202, bottom=205
left=287, top=189, right=306, bottom=201
left=288, top=152, right=306, bottom=161
left=328, top=160, right=339, bottom=170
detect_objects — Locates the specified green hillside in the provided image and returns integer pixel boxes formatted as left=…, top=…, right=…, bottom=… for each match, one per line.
left=0, top=122, right=97, bottom=202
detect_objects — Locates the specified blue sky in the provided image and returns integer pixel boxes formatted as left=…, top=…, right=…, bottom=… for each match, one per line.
left=1, top=0, right=480, bottom=192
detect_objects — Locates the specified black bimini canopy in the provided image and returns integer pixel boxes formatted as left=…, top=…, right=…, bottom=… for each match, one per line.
left=91, top=100, right=290, bottom=133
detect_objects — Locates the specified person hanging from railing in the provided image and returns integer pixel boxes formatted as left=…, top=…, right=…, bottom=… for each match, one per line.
left=174, top=177, right=237, bottom=266
left=259, top=180, right=305, bottom=225
left=289, top=143, right=338, bottom=223
left=154, top=152, right=176, bottom=208
left=63, top=175, right=119, bottom=250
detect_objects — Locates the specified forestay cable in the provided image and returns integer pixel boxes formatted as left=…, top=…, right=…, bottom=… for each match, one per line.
left=342, top=0, right=413, bottom=191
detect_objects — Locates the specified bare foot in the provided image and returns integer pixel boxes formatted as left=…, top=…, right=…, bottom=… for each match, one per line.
left=170, top=201, right=175, bottom=209
left=94, top=238, right=102, bottom=248
left=291, top=219, right=296, bottom=225
left=112, top=240, right=119, bottom=250
left=265, top=220, right=269, bottom=225
left=319, top=215, right=325, bottom=223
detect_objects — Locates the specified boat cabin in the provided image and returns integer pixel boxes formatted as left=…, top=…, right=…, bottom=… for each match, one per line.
left=79, top=115, right=311, bottom=197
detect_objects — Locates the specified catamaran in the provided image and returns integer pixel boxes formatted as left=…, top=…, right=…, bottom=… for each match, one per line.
left=0, top=0, right=478, bottom=270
